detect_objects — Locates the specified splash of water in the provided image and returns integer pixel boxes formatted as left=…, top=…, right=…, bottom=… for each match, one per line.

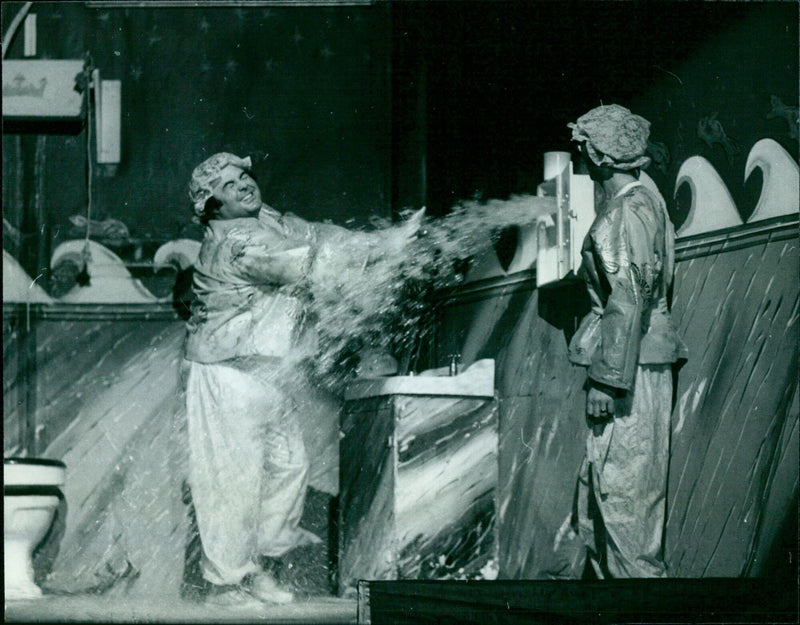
left=31, top=193, right=556, bottom=606
left=307, top=194, right=555, bottom=391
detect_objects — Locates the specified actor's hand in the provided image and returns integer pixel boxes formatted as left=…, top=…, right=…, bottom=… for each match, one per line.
left=587, top=381, right=616, bottom=419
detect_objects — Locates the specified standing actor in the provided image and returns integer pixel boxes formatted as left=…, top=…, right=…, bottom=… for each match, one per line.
left=184, top=152, right=421, bottom=605
left=567, top=105, right=688, bottom=578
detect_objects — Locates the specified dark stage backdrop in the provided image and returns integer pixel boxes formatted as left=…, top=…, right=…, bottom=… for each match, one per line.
left=3, top=2, right=797, bottom=281
left=2, top=1, right=393, bottom=281
left=400, top=2, right=798, bottom=223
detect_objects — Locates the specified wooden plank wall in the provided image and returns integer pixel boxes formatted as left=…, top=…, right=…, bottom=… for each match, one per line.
left=436, top=219, right=799, bottom=579
left=2, top=315, right=180, bottom=456
left=2, top=312, right=341, bottom=594
left=666, top=222, right=798, bottom=577
left=2, top=225, right=796, bottom=585
left=493, top=280, right=591, bottom=579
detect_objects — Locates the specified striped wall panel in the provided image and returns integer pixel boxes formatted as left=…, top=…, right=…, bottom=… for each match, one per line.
left=436, top=216, right=798, bottom=579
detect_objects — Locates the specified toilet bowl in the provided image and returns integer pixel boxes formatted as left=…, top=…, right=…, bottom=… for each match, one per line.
left=4, top=457, right=66, bottom=600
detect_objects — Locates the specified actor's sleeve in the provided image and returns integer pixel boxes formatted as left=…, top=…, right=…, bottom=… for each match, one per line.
left=284, top=213, right=384, bottom=267
left=587, top=200, right=647, bottom=391
left=225, top=226, right=312, bottom=286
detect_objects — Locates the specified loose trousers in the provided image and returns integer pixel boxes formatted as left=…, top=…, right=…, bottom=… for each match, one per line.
left=184, top=358, right=320, bottom=586
left=574, top=364, right=672, bottom=578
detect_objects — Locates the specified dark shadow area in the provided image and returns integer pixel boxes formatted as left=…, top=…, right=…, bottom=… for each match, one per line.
left=537, top=279, right=591, bottom=347
left=171, top=267, right=195, bottom=321
left=672, top=180, right=693, bottom=234
left=32, top=490, right=68, bottom=588
left=328, top=494, right=340, bottom=594
left=755, top=491, right=799, bottom=581
left=741, top=165, right=764, bottom=224
left=180, top=482, right=337, bottom=601
left=367, top=577, right=798, bottom=625
left=493, top=227, right=519, bottom=273
left=2, top=119, right=85, bottom=135
left=273, top=487, right=337, bottom=597
left=670, top=360, right=687, bottom=421
left=474, top=287, right=538, bottom=363
left=180, top=480, right=209, bottom=601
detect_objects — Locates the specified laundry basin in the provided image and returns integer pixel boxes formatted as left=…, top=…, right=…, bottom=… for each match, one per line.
left=343, top=358, right=495, bottom=401
left=338, top=359, right=499, bottom=594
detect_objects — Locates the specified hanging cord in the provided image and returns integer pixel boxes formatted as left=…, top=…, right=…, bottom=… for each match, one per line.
left=78, top=55, right=95, bottom=285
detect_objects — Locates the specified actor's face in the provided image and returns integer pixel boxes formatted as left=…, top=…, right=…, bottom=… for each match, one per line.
left=580, top=143, right=613, bottom=184
left=212, top=164, right=262, bottom=219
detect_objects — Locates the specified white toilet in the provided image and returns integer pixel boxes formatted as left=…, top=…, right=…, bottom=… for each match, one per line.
left=4, top=457, right=66, bottom=600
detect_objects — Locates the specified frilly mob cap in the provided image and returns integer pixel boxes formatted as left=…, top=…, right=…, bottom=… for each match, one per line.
left=568, top=104, right=651, bottom=171
left=189, top=152, right=252, bottom=216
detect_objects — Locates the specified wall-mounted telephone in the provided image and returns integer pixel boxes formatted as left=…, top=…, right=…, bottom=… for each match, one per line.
left=1, top=60, right=121, bottom=175
left=91, top=69, right=121, bottom=175
left=535, top=152, right=594, bottom=286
